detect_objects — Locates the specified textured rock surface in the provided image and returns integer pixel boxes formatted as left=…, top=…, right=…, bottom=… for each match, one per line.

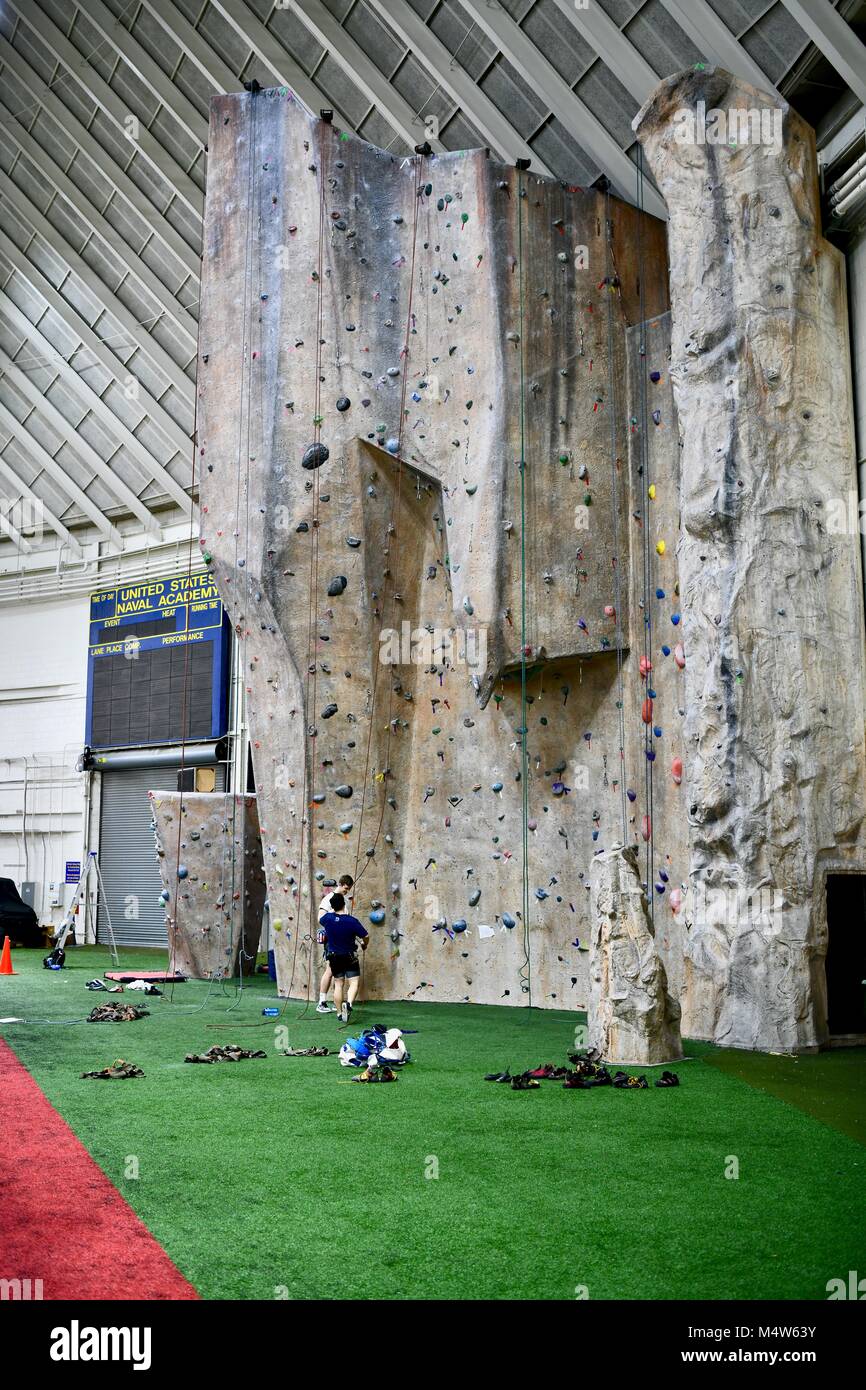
left=635, top=70, right=866, bottom=1050
left=149, top=792, right=265, bottom=979
left=197, top=89, right=673, bottom=1009
left=589, top=843, right=683, bottom=1064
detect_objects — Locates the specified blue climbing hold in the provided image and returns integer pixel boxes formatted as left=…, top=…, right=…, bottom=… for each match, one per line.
left=369, top=908, right=386, bottom=924
left=502, top=912, right=516, bottom=928
left=671, top=613, right=681, bottom=625
left=452, top=919, right=467, bottom=934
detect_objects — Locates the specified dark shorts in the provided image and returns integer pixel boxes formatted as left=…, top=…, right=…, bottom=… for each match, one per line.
left=327, top=952, right=360, bottom=979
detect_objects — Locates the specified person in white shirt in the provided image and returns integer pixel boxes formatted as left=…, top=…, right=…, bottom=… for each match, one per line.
left=316, top=873, right=354, bottom=1013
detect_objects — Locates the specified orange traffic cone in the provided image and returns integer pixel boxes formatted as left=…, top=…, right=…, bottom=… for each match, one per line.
left=0, top=936, right=16, bottom=975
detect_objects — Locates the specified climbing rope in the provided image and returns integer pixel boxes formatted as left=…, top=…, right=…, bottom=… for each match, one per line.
left=517, top=168, right=532, bottom=1008
left=603, top=181, right=629, bottom=846
left=284, top=112, right=330, bottom=1011
left=635, top=145, right=656, bottom=920
left=350, top=151, right=424, bottom=893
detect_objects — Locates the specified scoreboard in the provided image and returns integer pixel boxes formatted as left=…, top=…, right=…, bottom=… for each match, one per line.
left=85, top=573, right=231, bottom=750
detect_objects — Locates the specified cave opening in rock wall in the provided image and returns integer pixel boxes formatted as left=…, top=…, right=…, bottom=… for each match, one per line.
left=825, top=874, right=866, bottom=1040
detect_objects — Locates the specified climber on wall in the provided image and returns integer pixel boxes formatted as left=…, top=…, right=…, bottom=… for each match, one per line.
left=316, top=874, right=354, bottom=1014
left=319, top=892, right=368, bottom=1025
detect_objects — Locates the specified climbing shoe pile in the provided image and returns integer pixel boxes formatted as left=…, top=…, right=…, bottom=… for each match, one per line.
left=80, top=1058, right=144, bottom=1080
left=282, top=1046, right=331, bottom=1057
left=485, top=1051, right=680, bottom=1092
left=352, top=1063, right=397, bottom=1083
left=184, top=1044, right=266, bottom=1063
left=87, top=1003, right=149, bottom=1023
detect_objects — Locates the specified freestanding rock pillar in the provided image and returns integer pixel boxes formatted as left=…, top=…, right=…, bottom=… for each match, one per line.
left=149, top=791, right=265, bottom=979
left=589, top=844, right=683, bottom=1064
left=635, top=70, right=866, bottom=1050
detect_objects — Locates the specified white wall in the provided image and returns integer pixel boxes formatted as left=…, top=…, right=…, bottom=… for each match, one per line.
left=0, top=592, right=90, bottom=926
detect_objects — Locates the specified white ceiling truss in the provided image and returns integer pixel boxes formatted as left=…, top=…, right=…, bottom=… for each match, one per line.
left=0, top=0, right=864, bottom=573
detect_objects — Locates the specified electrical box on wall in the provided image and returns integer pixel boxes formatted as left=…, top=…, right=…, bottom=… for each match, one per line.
left=48, top=882, right=62, bottom=907
left=20, top=882, right=36, bottom=909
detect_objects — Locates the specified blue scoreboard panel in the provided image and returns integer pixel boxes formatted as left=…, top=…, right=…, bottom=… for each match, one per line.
left=85, top=573, right=230, bottom=750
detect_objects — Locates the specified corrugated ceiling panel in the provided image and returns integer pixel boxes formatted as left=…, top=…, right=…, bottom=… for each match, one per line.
left=530, top=115, right=601, bottom=186
left=624, top=0, right=703, bottom=73
left=741, top=3, right=812, bottom=81
left=480, top=55, right=549, bottom=140
left=431, top=4, right=497, bottom=82
left=345, top=2, right=406, bottom=76
left=521, top=0, right=596, bottom=86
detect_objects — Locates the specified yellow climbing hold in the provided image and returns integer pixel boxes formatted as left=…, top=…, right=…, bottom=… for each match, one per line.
left=648, top=484, right=656, bottom=501
left=656, top=539, right=666, bottom=555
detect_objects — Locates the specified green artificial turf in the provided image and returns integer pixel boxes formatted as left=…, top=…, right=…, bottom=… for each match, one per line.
left=2, top=946, right=865, bottom=1300
left=704, top=1045, right=866, bottom=1148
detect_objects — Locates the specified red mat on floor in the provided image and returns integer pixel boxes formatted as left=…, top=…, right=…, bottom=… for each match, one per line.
left=0, top=1039, right=198, bottom=1300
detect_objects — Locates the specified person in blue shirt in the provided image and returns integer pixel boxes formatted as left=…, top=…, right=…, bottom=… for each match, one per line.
left=318, top=892, right=368, bottom=1023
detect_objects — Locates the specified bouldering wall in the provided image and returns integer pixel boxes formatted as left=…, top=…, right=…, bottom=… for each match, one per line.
left=149, top=791, right=265, bottom=979
left=635, top=69, right=866, bottom=1050
left=196, top=87, right=675, bottom=1011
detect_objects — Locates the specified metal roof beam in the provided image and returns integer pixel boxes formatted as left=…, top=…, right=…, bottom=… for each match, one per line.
left=74, top=0, right=207, bottom=151
left=0, top=32, right=199, bottom=281
left=551, top=0, right=659, bottom=104
left=779, top=0, right=866, bottom=106
left=0, top=451, right=84, bottom=557
left=0, top=292, right=194, bottom=520
left=0, top=394, right=124, bottom=548
left=459, top=0, right=668, bottom=218
left=206, top=0, right=353, bottom=128
left=659, top=0, right=782, bottom=98
left=137, top=0, right=242, bottom=96
left=0, top=108, right=199, bottom=352
left=285, top=0, right=442, bottom=152
left=7, top=0, right=204, bottom=221
left=0, top=225, right=192, bottom=463
left=0, top=179, right=195, bottom=411
left=0, top=341, right=163, bottom=540
left=366, top=0, right=550, bottom=171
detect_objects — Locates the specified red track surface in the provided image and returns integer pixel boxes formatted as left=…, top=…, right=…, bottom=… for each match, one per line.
left=0, top=1039, right=198, bottom=1300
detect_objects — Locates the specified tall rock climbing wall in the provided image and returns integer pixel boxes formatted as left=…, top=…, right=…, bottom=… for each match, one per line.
left=635, top=69, right=866, bottom=1050
left=149, top=791, right=265, bottom=979
left=197, top=87, right=674, bottom=1011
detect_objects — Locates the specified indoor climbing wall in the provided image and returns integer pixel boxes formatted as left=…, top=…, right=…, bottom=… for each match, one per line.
left=636, top=69, right=866, bottom=1050
left=197, top=85, right=688, bottom=1011
left=149, top=792, right=265, bottom=979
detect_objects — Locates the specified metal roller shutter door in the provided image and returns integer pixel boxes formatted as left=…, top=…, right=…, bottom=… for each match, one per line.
left=97, top=764, right=224, bottom=948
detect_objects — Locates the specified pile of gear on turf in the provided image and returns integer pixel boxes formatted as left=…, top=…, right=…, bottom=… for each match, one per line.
left=484, top=1048, right=680, bottom=1091
left=87, top=1003, right=150, bottom=1023
left=86, top=978, right=162, bottom=995
left=282, top=1045, right=331, bottom=1057
left=80, top=1058, right=145, bottom=1080
left=184, top=1044, right=266, bottom=1063
left=340, top=1026, right=409, bottom=1083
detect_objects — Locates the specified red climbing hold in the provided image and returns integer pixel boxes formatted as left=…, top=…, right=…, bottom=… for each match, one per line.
left=671, top=756, right=683, bottom=785
left=641, top=697, right=653, bottom=724
left=641, top=815, right=651, bottom=843
left=639, top=655, right=652, bottom=678
left=674, top=642, right=685, bottom=670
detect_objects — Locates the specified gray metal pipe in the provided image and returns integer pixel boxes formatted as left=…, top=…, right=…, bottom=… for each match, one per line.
left=90, top=742, right=222, bottom=771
